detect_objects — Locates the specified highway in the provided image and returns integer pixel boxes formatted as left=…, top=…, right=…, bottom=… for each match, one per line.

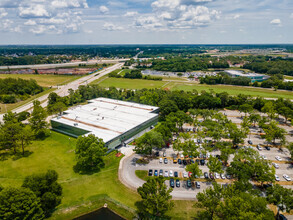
left=0, top=63, right=123, bottom=119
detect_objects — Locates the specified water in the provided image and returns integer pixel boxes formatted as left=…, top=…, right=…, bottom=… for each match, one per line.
left=74, top=208, right=125, bottom=220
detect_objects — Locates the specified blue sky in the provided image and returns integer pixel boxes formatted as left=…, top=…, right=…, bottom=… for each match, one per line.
left=0, top=0, right=292, bottom=44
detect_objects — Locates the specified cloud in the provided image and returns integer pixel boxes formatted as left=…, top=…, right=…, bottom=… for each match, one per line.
left=19, top=4, right=50, bottom=18
left=270, top=18, right=281, bottom=25
left=124, top=11, right=138, bottom=17
left=51, top=0, right=88, bottom=9
left=233, top=14, right=240, bottom=19
left=99, top=5, right=109, bottom=14
left=290, top=13, right=293, bottom=19
left=134, top=16, right=163, bottom=29
left=103, top=22, right=124, bottom=31
left=0, top=8, right=8, bottom=18
left=24, top=19, right=37, bottom=25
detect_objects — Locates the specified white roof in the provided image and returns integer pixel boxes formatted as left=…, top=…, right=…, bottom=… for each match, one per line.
left=51, top=97, right=159, bottom=143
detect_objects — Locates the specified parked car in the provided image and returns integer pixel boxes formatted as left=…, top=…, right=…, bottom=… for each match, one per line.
left=190, top=159, right=195, bottom=164
left=195, top=181, right=200, bottom=189
left=209, top=173, right=214, bottom=179
left=155, top=151, right=159, bottom=157
left=215, top=173, right=220, bottom=179
left=176, top=179, right=180, bottom=187
left=221, top=173, right=226, bottom=179
left=275, top=175, right=280, bottom=181
left=183, top=160, right=187, bottom=165
left=154, top=170, right=158, bottom=176
left=248, top=140, right=253, bottom=145
left=275, top=156, right=282, bottom=161
left=261, top=155, right=267, bottom=160
left=278, top=214, right=288, bottom=220
left=159, top=169, right=163, bottom=176
left=159, top=158, right=163, bottom=163
left=204, top=172, right=209, bottom=179
left=164, top=171, right=169, bottom=177
left=283, top=174, right=291, bottom=181
left=187, top=180, right=192, bottom=188
left=226, top=174, right=232, bottom=179
left=169, top=170, right=174, bottom=177
left=272, top=162, right=279, bottom=169
left=173, top=157, right=178, bottom=164
left=188, top=172, right=192, bottom=178
left=183, top=172, right=188, bottom=178
left=196, top=159, right=200, bottom=165
left=180, top=153, right=184, bottom=158
left=163, top=152, right=166, bottom=157
left=148, top=169, right=153, bottom=176
left=164, top=158, right=168, bottom=164
left=174, top=171, right=178, bottom=177
left=170, top=178, right=174, bottom=188
left=265, top=146, right=271, bottom=150
left=200, top=159, right=205, bottom=166
left=178, top=159, right=182, bottom=164
left=257, top=145, right=262, bottom=151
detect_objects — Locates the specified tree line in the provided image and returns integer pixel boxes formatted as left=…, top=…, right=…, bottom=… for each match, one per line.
left=109, top=69, right=162, bottom=81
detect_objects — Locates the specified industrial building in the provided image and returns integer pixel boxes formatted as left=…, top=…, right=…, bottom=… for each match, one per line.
left=51, top=98, right=159, bottom=150
left=225, top=70, right=270, bottom=82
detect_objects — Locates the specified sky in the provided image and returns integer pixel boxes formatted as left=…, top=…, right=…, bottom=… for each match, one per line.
left=0, top=0, right=292, bottom=44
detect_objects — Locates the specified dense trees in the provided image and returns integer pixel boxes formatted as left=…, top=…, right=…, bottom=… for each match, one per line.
left=74, top=134, right=107, bottom=173
left=0, top=78, right=43, bottom=104
left=22, top=170, right=62, bottom=217
left=0, top=187, right=45, bottom=220
left=29, top=100, right=48, bottom=138
left=137, top=177, right=174, bottom=218
left=134, top=130, right=164, bottom=155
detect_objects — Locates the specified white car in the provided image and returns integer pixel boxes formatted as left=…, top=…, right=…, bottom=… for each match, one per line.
left=164, top=171, right=169, bottom=177
left=283, top=174, right=291, bottom=181
left=261, top=155, right=267, bottom=160
left=275, top=175, right=280, bottom=181
left=275, top=156, right=282, bottom=161
left=169, top=170, right=174, bottom=177
left=206, top=153, right=210, bottom=158
left=257, top=145, right=262, bottom=151
left=159, top=158, right=163, bottom=163
left=183, top=172, right=188, bottom=178
left=221, top=173, right=226, bottom=179
left=163, top=152, right=166, bottom=157
left=215, top=173, right=220, bottom=179
left=180, top=154, right=184, bottom=158
left=272, top=162, right=279, bottom=169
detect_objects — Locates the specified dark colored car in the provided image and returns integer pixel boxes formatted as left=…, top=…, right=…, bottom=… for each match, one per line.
left=148, top=169, right=153, bottom=176
left=278, top=214, right=288, bottom=220
left=204, top=172, right=209, bottom=179
left=183, top=160, right=187, bottom=165
left=155, top=151, right=159, bottom=157
left=159, top=169, right=163, bottom=176
left=265, top=146, right=271, bottom=150
left=200, top=159, right=205, bottom=166
left=195, top=181, right=200, bottom=189
left=190, top=159, right=195, bottom=164
left=209, top=173, right=214, bottom=179
left=196, top=159, right=200, bottom=165
left=178, top=159, right=182, bottom=164
left=164, top=158, right=168, bottom=164
left=248, top=140, right=253, bottom=145
left=176, top=179, right=180, bottom=187
left=187, top=180, right=192, bottom=188
left=170, top=178, right=175, bottom=188
left=174, top=171, right=178, bottom=177
left=154, top=170, right=158, bottom=176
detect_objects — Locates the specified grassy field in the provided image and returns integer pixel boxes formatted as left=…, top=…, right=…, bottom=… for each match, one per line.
left=97, top=78, right=166, bottom=89
left=0, top=74, right=82, bottom=87
left=93, top=77, right=293, bottom=99
left=0, top=88, right=55, bottom=114
left=0, top=131, right=198, bottom=219
left=284, top=75, right=293, bottom=80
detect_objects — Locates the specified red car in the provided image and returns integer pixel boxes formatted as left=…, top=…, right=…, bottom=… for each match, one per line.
left=188, top=172, right=193, bottom=178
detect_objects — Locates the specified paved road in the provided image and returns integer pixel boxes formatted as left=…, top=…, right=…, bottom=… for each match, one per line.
left=0, top=63, right=123, bottom=120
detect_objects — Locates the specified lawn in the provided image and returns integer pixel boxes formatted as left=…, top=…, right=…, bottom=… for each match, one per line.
left=0, top=131, right=198, bottom=220
left=0, top=74, right=82, bottom=87
left=96, top=78, right=166, bottom=89
left=166, top=82, right=293, bottom=99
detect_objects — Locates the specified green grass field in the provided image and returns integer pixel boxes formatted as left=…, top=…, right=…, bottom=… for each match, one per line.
left=0, top=131, right=198, bottom=219
left=0, top=74, right=82, bottom=87
left=97, top=78, right=166, bottom=89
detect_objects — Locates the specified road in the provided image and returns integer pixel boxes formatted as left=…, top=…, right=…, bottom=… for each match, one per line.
left=0, top=63, right=123, bottom=119
left=0, top=59, right=127, bottom=70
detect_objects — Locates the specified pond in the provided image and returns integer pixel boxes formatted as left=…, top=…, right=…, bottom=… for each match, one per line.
left=74, top=207, right=125, bottom=220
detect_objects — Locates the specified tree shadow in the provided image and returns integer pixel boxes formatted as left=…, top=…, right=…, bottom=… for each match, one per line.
left=73, top=162, right=105, bottom=175
left=0, top=151, right=12, bottom=161
left=135, top=201, right=171, bottom=220
left=12, top=151, right=33, bottom=161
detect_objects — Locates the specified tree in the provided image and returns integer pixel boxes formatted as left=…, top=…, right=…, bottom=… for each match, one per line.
left=29, top=100, right=48, bottom=138
left=217, top=141, right=234, bottom=166
left=287, top=142, right=293, bottom=160
left=17, top=125, right=33, bottom=155
left=48, top=102, right=67, bottom=115
left=134, top=131, right=164, bottom=155
left=154, top=122, right=172, bottom=143
left=22, top=170, right=62, bottom=217
left=207, top=156, right=223, bottom=174
left=262, top=120, right=287, bottom=146
left=227, top=122, right=247, bottom=146
left=0, top=187, right=44, bottom=220
left=137, top=177, right=174, bottom=218
left=266, top=184, right=293, bottom=213
left=249, top=112, right=261, bottom=127
left=261, top=101, right=276, bottom=119
left=74, top=134, right=107, bottom=173
left=186, top=163, right=202, bottom=179
left=278, top=106, right=293, bottom=124
left=239, top=104, right=253, bottom=117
